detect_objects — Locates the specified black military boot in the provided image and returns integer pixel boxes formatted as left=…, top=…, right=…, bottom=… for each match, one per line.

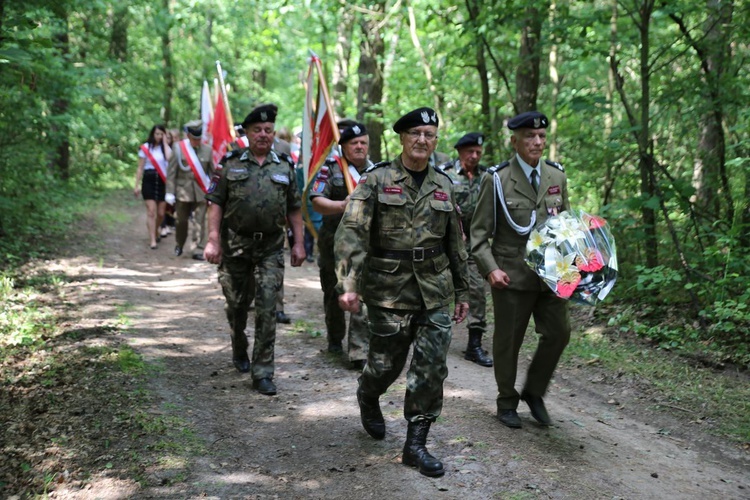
left=402, top=420, right=445, bottom=477
left=464, top=330, right=493, bottom=367
left=356, top=389, right=385, bottom=439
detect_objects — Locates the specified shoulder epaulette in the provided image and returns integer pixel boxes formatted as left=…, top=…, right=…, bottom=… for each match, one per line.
left=366, top=161, right=390, bottom=173
left=437, top=160, right=454, bottom=171
left=432, top=165, right=452, bottom=181
left=222, top=149, right=240, bottom=160
left=487, top=161, right=510, bottom=174
left=545, top=159, right=565, bottom=172
left=278, top=152, right=295, bottom=167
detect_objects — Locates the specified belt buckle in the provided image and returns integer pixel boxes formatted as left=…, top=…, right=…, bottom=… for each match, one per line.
left=252, top=232, right=263, bottom=240
left=413, top=247, right=425, bottom=262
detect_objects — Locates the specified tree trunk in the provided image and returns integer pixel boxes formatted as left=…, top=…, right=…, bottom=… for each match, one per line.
left=161, top=0, right=174, bottom=126
left=547, top=2, right=560, bottom=162
left=333, top=8, right=354, bottom=118
left=690, top=0, right=733, bottom=222
left=465, top=0, right=493, bottom=159
left=515, top=3, right=547, bottom=112
left=50, top=4, right=70, bottom=180
left=638, top=1, right=658, bottom=267
left=357, top=2, right=385, bottom=162
left=109, top=4, right=129, bottom=62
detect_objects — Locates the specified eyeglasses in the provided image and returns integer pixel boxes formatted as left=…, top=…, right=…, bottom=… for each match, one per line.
left=405, top=130, right=438, bottom=141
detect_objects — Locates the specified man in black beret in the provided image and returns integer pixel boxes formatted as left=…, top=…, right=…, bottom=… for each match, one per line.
left=335, top=107, right=469, bottom=477
left=471, top=110, right=571, bottom=429
left=439, top=132, right=493, bottom=368
left=310, top=123, right=372, bottom=369
left=204, top=103, right=305, bottom=396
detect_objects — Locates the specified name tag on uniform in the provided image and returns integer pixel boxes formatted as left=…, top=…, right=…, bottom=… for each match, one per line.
left=548, top=185, right=561, bottom=195
left=434, top=191, right=449, bottom=201
left=271, top=174, right=290, bottom=184
left=383, top=186, right=402, bottom=194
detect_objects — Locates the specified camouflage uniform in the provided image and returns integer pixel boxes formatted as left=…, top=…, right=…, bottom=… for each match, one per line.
left=335, top=157, right=469, bottom=422
left=205, top=148, right=300, bottom=381
left=440, top=160, right=489, bottom=336
left=310, top=158, right=370, bottom=362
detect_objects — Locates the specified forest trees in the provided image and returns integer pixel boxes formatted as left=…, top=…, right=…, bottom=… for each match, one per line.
left=0, top=0, right=748, bottom=364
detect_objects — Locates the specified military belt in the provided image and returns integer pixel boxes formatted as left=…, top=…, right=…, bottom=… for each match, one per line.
left=372, top=244, right=444, bottom=262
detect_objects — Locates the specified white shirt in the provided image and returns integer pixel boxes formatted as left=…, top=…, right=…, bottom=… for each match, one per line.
left=138, top=143, right=168, bottom=171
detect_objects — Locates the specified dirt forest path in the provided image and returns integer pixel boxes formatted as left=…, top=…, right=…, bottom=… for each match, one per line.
left=51, top=193, right=748, bottom=499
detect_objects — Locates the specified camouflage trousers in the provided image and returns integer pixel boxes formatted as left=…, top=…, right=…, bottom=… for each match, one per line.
left=466, top=253, right=488, bottom=335
left=218, top=237, right=285, bottom=381
left=358, top=305, right=452, bottom=423
left=318, top=236, right=368, bottom=361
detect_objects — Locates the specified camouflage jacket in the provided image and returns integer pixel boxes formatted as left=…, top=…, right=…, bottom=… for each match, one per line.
left=334, top=156, right=469, bottom=310
left=309, top=157, right=372, bottom=240
left=470, top=156, right=569, bottom=291
left=205, top=148, right=300, bottom=250
left=439, top=160, right=487, bottom=239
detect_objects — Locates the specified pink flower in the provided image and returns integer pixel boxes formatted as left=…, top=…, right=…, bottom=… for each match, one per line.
left=583, top=214, right=607, bottom=230
left=556, top=272, right=582, bottom=299
left=576, top=249, right=604, bottom=273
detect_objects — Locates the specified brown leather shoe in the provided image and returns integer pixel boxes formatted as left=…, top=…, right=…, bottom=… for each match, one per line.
left=497, top=409, right=522, bottom=428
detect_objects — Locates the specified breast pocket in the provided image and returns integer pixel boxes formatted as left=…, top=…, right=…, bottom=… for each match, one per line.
left=226, top=169, right=251, bottom=198
left=505, top=198, right=535, bottom=227
left=377, top=193, right=408, bottom=230
left=428, top=199, right=454, bottom=237
left=544, top=194, right=563, bottom=216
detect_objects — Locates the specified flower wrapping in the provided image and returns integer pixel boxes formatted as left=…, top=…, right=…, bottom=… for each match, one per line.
left=525, top=209, right=618, bottom=305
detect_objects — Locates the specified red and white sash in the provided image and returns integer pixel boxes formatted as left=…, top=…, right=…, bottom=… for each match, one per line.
left=236, top=136, right=249, bottom=148
left=140, top=144, right=167, bottom=183
left=178, top=139, right=211, bottom=193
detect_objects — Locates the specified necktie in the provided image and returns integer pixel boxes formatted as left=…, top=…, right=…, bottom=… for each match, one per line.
left=530, top=169, right=539, bottom=193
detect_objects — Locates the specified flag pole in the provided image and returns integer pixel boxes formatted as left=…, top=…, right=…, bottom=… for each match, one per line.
left=215, top=60, right=237, bottom=140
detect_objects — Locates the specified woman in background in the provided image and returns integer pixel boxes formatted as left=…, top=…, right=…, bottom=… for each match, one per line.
left=134, top=125, right=171, bottom=249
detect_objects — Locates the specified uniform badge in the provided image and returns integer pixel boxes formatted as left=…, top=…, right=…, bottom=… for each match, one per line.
left=207, top=180, right=217, bottom=194
left=433, top=191, right=449, bottom=201
left=477, top=136, right=483, bottom=145
left=261, top=111, right=268, bottom=121
left=271, top=173, right=290, bottom=184
left=358, top=174, right=368, bottom=184
left=352, top=125, right=361, bottom=134
left=312, top=180, right=325, bottom=193
left=421, top=111, right=430, bottom=123
left=533, top=117, right=541, bottom=128
left=383, top=186, right=403, bottom=194
left=239, top=151, right=249, bottom=161
left=548, top=185, right=561, bottom=195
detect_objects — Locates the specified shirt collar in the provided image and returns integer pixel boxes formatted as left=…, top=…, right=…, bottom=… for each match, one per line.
left=516, top=153, right=541, bottom=182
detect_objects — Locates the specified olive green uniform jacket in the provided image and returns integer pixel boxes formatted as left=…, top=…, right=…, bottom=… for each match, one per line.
left=166, top=141, right=214, bottom=202
left=470, top=156, right=569, bottom=289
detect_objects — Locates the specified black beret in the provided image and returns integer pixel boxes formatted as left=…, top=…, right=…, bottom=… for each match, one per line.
left=242, top=103, right=278, bottom=128
left=337, top=118, right=358, bottom=131
left=507, top=111, right=548, bottom=130
left=393, top=107, right=439, bottom=133
left=338, top=123, right=368, bottom=144
left=454, top=132, right=484, bottom=149
left=184, top=119, right=203, bottom=138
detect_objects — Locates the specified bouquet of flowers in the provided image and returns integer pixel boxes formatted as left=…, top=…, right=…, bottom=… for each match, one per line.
left=525, top=209, right=617, bottom=305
